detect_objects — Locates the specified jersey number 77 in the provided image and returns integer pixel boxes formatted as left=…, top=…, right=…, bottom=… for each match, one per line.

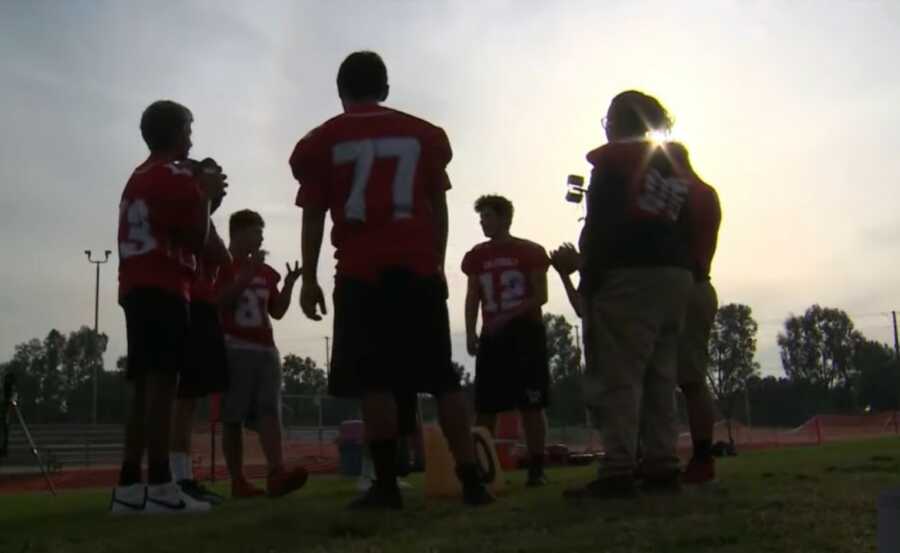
left=332, top=137, right=421, bottom=222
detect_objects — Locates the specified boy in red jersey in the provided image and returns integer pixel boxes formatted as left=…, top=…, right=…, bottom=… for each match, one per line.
left=290, top=51, right=492, bottom=509
left=113, top=101, right=227, bottom=514
left=216, top=209, right=308, bottom=499
left=676, top=160, right=722, bottom=486
left=462, top=195, right=551, bottom=487
left=170, top=158, right=231, bottom=505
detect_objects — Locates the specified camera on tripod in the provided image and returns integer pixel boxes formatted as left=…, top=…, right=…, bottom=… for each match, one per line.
left=0, top=371, right=56, bottom=492
left=3, top=372, right=16, bottom=404
left=565, top=174, right=586, bottom=204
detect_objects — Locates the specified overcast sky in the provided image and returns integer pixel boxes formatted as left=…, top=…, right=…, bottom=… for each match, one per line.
left=2, top=1, right=899, bottom=376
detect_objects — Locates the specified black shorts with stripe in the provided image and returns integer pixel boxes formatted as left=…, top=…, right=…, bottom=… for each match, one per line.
left=329, top=268, right=461, bottom=402
left=475, top=317, right=550, bottom=414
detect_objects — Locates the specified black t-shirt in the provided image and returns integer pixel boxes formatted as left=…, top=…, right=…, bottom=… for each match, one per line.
left=580, top=140, right=694, bottom=293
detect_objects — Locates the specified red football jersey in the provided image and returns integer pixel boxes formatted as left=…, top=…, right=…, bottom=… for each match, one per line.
left=687, top=179, right=721, bottom=279
left=217, top=260, right=281, bottom=347
left=191, top=258, right=219, bottom=305
left=290, top=103, right=452, bottom=280
left=117, top=160, right=206, bottom=302
left=461, top=238, right=550, bottom=327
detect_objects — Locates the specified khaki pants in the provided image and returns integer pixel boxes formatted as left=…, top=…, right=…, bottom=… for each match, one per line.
left=583, top=267, right=693, bottom=477
left=677, top=280, right=718, bottom=387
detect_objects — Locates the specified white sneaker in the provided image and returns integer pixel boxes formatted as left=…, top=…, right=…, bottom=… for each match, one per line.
left=145, top=481, right=211, bottom=514
left=110, top=483, right=146, bottom=515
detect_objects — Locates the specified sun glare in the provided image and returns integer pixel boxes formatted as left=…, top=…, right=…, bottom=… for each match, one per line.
left=648, top=130, right=669, bottom=145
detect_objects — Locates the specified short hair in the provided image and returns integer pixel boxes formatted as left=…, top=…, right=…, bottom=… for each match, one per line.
left=474, top=195, right=514, bottom=222
left=337, top=51, right=388, bottom=101
left=140, top=100, right=192, bottom=152
left=606, top=90, right=673, bottom=138
left=229, top=209, right=265, bottom=236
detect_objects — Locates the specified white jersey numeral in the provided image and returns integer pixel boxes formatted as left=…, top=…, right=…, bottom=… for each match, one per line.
left=235, top=288, right=270, bottom=328
left=332, top=137, right=421, bottom=222
left=637, top=169, right=688, bottom=221
left=119, top=199, right=158, bottom=258
left=479, top=269, right=526, bottom=313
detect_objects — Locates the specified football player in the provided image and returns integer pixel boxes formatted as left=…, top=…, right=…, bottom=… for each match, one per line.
left=113, top=101, right=226, bottom=514
left=216, top=209, right=308, bottom=499
left=462, top=195, right=551, bottom=487
left=676, top=153, right=722, bottom=486
left=169, top=158, right=230, bottom=505
left=290, top=51, right=493, bottom=509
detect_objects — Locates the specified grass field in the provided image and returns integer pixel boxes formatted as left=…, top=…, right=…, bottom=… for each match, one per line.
left=2, top=438, right=898, bottom=553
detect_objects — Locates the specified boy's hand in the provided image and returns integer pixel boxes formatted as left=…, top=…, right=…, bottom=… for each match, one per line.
left=300, top=280, right=327, bottom=321
left=284, top=261, right=302, bottom=286
left=237, top=249, right=265, bottom=282
left=197, top=162, right=228, bottom=204
left=466, top=332, right=479, bottom=357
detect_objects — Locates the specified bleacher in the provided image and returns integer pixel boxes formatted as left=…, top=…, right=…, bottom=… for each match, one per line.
left=1, top=424, right=124, bottom=471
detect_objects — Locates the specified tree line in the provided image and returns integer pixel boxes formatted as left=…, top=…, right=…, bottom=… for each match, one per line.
left=2, top=305, right=898, bottom=428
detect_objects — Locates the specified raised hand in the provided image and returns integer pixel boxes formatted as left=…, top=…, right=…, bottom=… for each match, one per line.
left=284, top=261, right=302, bottom=285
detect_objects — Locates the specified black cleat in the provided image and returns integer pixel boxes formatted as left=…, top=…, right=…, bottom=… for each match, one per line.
left=462, top=482, right=496, bottom=506
left=526, top=468, right=548, bottom=488
left=348, top=481, right=403, bottom=511
left=640, top=471, right=682, bottom=495
left=563, top=475, right=637, bottom=501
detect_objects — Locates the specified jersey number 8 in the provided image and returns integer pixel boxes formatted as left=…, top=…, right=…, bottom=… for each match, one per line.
left=119, top=199, right=158, bottom=258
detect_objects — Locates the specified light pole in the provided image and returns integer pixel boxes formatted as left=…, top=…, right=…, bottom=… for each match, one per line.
left=85, top=249, right=111, bottom=426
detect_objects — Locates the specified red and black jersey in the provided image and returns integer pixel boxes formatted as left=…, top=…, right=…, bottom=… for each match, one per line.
left=688, top=179, right=721, bottom=280
left=581, top=140, right=695, bottom=292
left=217, top=260, right=281, bottom=347
left=289, top=103, right=452, bottom=281
left=461, top=238, right=550, bottom=327
left=117, top=159, right=206, bottom=302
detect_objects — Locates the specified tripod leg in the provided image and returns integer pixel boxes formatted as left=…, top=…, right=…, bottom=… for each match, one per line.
left=13, top=405, right=57, bottom=496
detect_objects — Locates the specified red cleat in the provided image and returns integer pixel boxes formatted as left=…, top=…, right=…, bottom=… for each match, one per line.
left=267, top=466, right=309, bottom=498
left=231, top=477, right=265, bottom=499
left=682, top=457, right=716, bottom=485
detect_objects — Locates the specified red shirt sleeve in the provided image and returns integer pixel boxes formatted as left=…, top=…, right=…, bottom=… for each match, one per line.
left=422, top=126, right=453, bottom=193
left=531, top=244, right=551, bottom=273
left=461, top=248, right=477, bottom=276
left=290, top=127, right=330, bottom=210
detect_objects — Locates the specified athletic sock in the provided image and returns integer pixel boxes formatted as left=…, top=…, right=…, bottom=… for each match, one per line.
left=369, top=439, right=399, bottom=489
left=170, top=451, right=191, bottom=482
left=693, top=439, right=713, bottom=461
left=118, top=461, right=142, bottom=487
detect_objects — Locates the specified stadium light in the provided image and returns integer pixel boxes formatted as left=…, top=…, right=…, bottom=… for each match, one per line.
left=85, top=249, right=112, bottom=426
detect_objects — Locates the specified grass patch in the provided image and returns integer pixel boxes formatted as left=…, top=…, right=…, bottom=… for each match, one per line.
left=1, top=438, right=898, bottom=552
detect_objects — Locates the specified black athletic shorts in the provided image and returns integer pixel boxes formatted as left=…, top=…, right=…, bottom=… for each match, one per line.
left=329, top=268, right=461, bottom=402
left=122, top=288, right=189, bottom=380
left=395, top=391, right=421, bottom=437
left=178, top=301, right=229, bottom=399
left=475, top=317, right=550, bottom=414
